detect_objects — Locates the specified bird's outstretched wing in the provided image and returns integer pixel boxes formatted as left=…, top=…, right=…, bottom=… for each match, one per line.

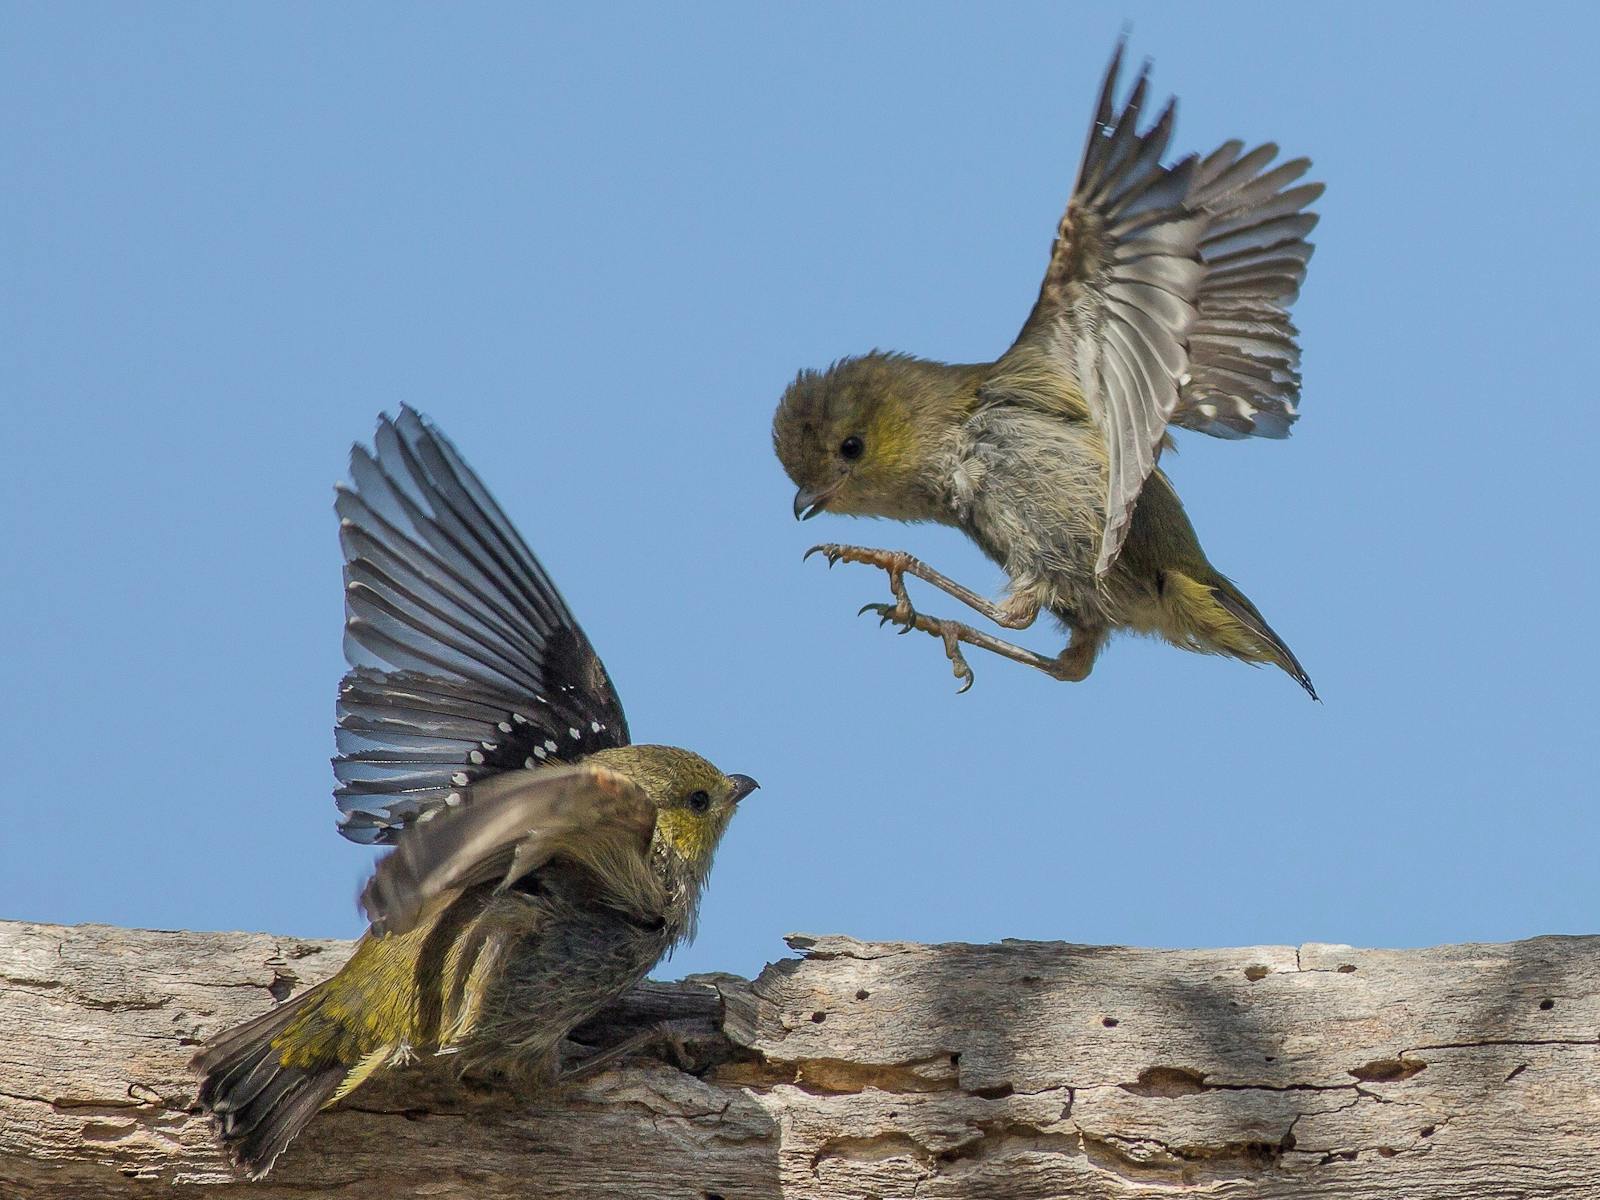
left=333, top=407, right=631, bottom=844
left=360, top=763, right=657, bottom=936
left=997, top=43, right=1321, bottom=575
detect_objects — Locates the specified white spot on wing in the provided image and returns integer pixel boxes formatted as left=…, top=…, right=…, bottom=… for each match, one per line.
left=469, top=750, right=485, bottom=765
left=451, top=772, right=469, bottom=786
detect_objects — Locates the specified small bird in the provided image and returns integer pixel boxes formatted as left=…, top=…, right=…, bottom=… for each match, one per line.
left=191, top=408, right=758, bottom=1177
left=774, top=43, right=1321, bottom=698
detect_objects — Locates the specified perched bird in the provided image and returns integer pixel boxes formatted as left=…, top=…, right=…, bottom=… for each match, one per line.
left=192, top=408, right=758, bottom=1177
left=774, top=43, right=1321, bottom=698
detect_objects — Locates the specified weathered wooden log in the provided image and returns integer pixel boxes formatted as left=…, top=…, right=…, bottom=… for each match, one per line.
left=2, top=919, right=1595, bottom=1197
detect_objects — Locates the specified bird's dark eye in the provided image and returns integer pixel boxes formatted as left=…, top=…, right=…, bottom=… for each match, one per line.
left=839, top=435, right=864, bottom=461
left=687, top=790, right=711, bottom=813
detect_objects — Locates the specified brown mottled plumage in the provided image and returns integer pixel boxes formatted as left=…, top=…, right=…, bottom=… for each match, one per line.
left=774, top=45, right=1319, bottom=698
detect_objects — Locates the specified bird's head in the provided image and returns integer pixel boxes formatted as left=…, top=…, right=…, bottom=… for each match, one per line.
left=773, top=353, right=976, bottom=524
left=592, top=745, right=758, bottom=879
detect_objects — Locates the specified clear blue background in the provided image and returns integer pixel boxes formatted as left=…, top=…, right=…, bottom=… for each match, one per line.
left=4, top=4, right=1596, bottom=980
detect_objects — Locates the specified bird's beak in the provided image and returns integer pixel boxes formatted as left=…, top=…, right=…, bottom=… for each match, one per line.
left=727, top=774, right=760, bottom=804
left=793, top=481, right=841, bottom=521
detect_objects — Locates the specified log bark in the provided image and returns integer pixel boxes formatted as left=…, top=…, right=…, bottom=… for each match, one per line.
left=2, top=920, right=1596, bottom=1198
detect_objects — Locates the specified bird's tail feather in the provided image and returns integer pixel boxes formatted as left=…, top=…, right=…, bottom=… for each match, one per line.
left=1161, top=569, right=1317, bottom=700
left=191, top=983, right=346, bottom=1179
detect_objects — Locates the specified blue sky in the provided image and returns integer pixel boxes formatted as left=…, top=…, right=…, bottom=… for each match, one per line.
left=4, top=4, right=1596, bottom=980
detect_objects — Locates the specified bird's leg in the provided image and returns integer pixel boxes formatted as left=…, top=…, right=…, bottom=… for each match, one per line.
left=556, top=1019, right=702, bottom=1084
left=1052, top=622, right=1109, bottom=683
left=882, top=613, right=1109, bottom=693
left=805, top=543, right=1037, bottom=629
left=556, top=1030, right=657, bottom=1084
left=806, top=542, right=1105, bottom=692
left=869, top=613, right=1037, bottom=692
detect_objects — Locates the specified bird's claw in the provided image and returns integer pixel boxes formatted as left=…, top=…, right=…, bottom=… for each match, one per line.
left=804, top=543, right=845, bottom=568
left=940, top=623, right=976, bottom=694
left=860, top=606, right=977, bottom=690
left=812, top=544, right=974, bottom=689
left=858, top=600, right=915, bottom=631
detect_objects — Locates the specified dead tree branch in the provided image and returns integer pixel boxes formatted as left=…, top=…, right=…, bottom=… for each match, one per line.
left=2, top=920, right=1595, bottom=1197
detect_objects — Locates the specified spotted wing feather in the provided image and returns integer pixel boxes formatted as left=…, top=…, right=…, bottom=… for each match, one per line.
left=333, top=407, right=630, bottom=844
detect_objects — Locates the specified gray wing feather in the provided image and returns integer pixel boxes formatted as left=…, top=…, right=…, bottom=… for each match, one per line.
left=1002, top=43, right=1320, bottom=573
left=1176, top=147, right=1321, bottom=441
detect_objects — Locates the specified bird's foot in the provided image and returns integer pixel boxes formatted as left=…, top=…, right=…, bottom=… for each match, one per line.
left=855, top=606, right=978, bottom=692
left=858, top=600, right=916, bottom=631
left=936, top=621, right=978, bottom=693
left=871, top=607, right=1107, bottom=692
left=804, top=543, right=913, bottom=572
left=806, top=543, right=1037, bottom=630
left=808, top=543, right=917, bottom=610
left=810, top=544, right=936, bottom=637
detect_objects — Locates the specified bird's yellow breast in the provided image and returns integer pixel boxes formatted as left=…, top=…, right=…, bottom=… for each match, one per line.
left=653, top=809, right=717, bottom=864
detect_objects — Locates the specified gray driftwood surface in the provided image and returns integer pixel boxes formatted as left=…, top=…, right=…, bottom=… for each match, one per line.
left=1, top=920, right=1596, bottom=1198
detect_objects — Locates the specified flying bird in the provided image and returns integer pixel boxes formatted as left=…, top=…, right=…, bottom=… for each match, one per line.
left=774, top=43, right=1321, bottom=697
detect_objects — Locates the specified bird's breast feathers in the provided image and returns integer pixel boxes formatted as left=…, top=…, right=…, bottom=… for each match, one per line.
left=940, top=408, right=1107, bottom=600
